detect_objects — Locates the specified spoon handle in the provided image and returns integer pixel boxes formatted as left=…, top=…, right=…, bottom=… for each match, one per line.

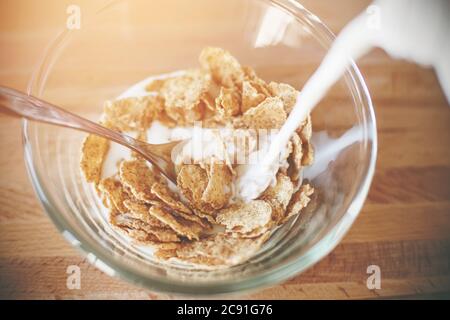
left=0, top=86, right=139, bottom=149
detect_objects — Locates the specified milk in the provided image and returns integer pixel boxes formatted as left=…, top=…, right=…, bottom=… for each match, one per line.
left=238, top=0, right=450, bottom=201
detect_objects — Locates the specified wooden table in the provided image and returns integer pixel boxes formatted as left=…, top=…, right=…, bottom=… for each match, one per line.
left=1, top=0, right=449, bottom=299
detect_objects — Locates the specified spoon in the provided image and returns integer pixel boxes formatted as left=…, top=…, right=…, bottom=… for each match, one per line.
left=0, top=86, right=181, bottom=183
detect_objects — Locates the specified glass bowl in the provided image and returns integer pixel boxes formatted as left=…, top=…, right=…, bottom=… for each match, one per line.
left=23, top=0, right=376, bottom=296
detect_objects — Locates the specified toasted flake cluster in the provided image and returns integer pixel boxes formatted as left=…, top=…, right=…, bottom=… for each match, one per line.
left=80, top=47, right=315, bottom=268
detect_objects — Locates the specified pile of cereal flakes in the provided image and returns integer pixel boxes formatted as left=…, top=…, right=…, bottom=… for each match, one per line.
left=80, top=47, right=314, bottom=268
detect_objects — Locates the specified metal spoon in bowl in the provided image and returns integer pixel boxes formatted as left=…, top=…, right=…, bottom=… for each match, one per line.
left=0, top=86, right=181, bottom=183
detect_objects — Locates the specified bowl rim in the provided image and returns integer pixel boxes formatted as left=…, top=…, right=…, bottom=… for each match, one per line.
left=22, top=0, right=377, bottom=296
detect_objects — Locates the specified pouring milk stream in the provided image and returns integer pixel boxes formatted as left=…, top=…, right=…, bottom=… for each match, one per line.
left=237, top=0, right=450, bottom=201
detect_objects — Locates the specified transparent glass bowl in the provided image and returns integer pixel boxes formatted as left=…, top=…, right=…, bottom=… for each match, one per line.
left=23, top=0, right=376, bottom=295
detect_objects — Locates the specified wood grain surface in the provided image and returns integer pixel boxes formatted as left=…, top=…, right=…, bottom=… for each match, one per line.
left=0, top=0, right=449, bottom=299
